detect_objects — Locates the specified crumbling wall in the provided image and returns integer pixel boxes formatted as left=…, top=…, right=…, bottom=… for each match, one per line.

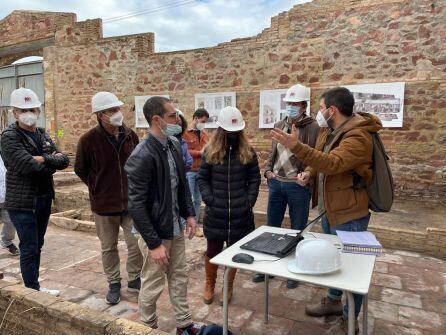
left=0, top=280, right=166, bottom=335
left=1, top=0, right=445, bottom=199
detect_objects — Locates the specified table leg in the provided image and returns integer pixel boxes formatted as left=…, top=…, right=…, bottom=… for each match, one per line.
left=346, top=292, right=356, bottom=335
left=363, top=294, right=368, bottom=335
left=223, top=267, right=230, bottom=335
left=264, top=274, right=269, bottom=324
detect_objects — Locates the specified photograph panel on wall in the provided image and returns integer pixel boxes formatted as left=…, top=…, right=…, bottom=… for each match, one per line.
left=194, top=92, right=236, bottom=128
left=259, top=88, right=311, bottom=128
left=134, top=94, right=170, bottom=128
left=343, top=82, right=405, bottom=128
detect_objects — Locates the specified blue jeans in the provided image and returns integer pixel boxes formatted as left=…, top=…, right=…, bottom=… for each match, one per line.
left=322, top=213, right=371, bottom=318
left=186, top=171, right=202, bottom=222
left=267, top=179, right=310, bottom=231
left=8, top=196, right=53, bottom=290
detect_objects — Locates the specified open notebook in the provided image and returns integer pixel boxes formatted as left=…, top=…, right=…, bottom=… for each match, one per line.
left=336, top=231, right=383, bottom=256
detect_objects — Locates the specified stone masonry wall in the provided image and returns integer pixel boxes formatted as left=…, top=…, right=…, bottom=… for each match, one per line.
left=0, top=10, right=75, bottom=46
left=0, top=280, right=166, bottom=335
left=1, top=0, right=445, bottom=200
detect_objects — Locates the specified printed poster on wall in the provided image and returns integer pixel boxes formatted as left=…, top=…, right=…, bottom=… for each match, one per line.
left=259, top=89, right=311, bottom=128
left=194, top=92, right=236, bottom=128
left=343, top=82, right=405, bottom=128
left=134, top=95, right=170, bottom=128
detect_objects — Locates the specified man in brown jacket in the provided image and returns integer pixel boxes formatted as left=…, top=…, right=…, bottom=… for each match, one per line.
left=75, top=92, right=143, bottom=305
left=252, top=84, right=319, bottom=289
left=271, top=87, right=382, bottom=334
left=182, top=108, right=209, bottom=230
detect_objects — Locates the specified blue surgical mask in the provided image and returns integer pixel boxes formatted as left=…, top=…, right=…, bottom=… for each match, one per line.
left=286, top=105, right=301, bottom=119
left=159, top=118, right=182, bottom=136
left=164, top=124, right=182, bottom=136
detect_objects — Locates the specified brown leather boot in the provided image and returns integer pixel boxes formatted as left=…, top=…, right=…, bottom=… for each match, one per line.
left=219, top=268, right=237, bottom=306
left=203, top=256, right=218, bottom=304
left=305, top=297, right=343, bottom=317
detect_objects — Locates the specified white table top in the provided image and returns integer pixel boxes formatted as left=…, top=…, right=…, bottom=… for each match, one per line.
left=211, top=226, right=376, bottom=295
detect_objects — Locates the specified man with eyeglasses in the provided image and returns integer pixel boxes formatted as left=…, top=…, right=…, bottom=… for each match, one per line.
left=271, top=86, right=382, bottom=334
left=125, top=96, right=200, bottom=334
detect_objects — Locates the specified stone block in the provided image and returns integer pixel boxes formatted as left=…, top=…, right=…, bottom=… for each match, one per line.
left=71, top=304, right=117, bottom=333
left=381, top=288, right=422, bottom=308
left=372, top=273, right=403, bottom=289
left=0, top=284, right=35, bottom=301
left=105, top=318, right=167, bottom=335
left=23, top=290, right=61, bottom=308
left=398, top=306, right=444, bottom=331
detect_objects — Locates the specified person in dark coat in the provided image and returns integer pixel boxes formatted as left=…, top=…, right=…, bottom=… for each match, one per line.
left=75, top=91, right=143, bottom=305
left=1, top=88, right=69, bottom=296
left=197, top=106, right=260, bottom=306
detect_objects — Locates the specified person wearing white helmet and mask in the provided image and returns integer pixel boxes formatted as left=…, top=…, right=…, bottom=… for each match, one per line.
left=125, top=96, right=200, bottom=334
left=197, top=106, right=261, bottom=306
left=252, top=84, right=319, bottom=288
left=74, top=92, right=143, bottom=305
left=1, top=87, right=69, bottom=296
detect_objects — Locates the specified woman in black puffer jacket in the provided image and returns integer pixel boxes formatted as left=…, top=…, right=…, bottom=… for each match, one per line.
left=197, top=106, right=260, bottom=306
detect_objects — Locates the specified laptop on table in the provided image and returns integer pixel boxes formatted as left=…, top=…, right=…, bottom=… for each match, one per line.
left=240, top=213, right=323, bottom=258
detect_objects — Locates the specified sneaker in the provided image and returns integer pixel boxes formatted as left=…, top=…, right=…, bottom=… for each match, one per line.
left=40, top=287, right=60, bottom=297
left=177, top=323, right=202, bottom=335
left=305, top=297, right=343, bottom=317
left=286, top=279, right=298, bottom=289
left=105, top=282, right=121, bottom=305
left=4, top=243, right=20, bottom=256
left=127, top=277, right=140, bottom=292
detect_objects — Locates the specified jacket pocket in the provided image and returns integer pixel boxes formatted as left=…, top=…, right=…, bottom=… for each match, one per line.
left=326, top=176, right=357, bottom=211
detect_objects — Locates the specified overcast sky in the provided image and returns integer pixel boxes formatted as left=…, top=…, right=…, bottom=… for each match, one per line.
left=1, top=0, right=311, bottom=52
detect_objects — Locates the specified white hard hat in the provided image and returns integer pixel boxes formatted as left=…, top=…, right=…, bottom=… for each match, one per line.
left=283, top=84, right=310, bottom=103
left=91, top=91, right=124, bottom=113
left=10, top=87, right=42, bottom=109
left=216, top=106, right=245, bottom=132
left=288, top=239, right=342, bottom=275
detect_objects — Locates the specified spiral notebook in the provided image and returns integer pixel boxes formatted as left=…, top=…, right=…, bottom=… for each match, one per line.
left=336, top=231, right=383, bottom=256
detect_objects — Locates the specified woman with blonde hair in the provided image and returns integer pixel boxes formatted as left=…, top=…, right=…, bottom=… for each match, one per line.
left=197, top=106, right=260, bottom=305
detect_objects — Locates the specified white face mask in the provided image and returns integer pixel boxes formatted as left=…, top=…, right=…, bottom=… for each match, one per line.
left=316, top=109, right=332, bottom=128
left=108, top=111, right=124, bottom=127
left=196, top=122, right=205, bottom=131
left=18, top=111, right=38, bottom=127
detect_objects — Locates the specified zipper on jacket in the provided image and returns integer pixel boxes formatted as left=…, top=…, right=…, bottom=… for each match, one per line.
left=111, top=135, right=127, bottom=212
left=227, top=145, right=232, bottom=245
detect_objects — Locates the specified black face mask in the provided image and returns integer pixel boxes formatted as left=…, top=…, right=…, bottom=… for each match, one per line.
left=226, top=132, right=239, bottom=147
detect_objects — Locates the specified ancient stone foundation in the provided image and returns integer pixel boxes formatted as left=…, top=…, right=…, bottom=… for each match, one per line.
left=0, top=280, right=166, bottom=335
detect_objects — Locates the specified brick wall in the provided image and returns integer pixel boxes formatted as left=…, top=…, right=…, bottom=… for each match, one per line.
left=0, top=280, right=166, bottom=335
left=1, top=0, right=445, bottom=200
